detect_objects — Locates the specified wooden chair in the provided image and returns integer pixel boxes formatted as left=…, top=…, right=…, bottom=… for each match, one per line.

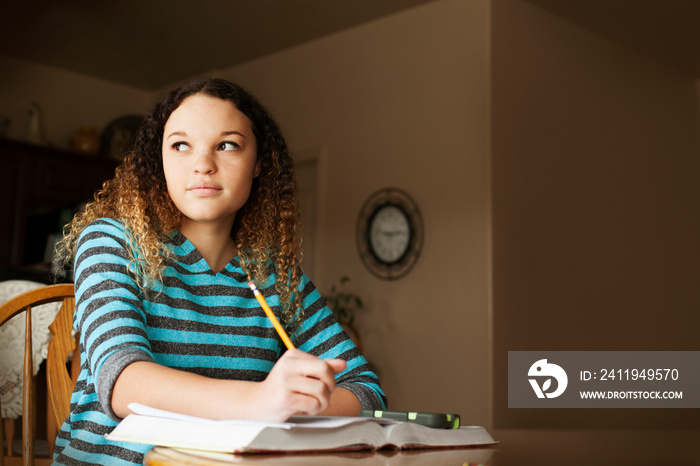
left=0, top=284, right=77, bottom=466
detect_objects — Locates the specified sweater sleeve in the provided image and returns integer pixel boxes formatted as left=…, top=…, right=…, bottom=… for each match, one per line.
left=291, top=274, right=388, bottom=410
left=73, top=218, right=155, bottom=420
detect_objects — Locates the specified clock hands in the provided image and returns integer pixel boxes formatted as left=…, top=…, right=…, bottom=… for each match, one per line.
left=376, top=229, right=408, bottom=237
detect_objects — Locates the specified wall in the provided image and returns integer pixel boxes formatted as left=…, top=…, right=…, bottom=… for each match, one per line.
left=217, top=0, right=493, bottom=427
left=0, top=54, right=152, bottom=150
left=492, top=0, right=700, bottom=429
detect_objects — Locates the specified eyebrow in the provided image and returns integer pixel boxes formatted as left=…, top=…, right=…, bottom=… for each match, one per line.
left=222, top=131, right=247, bottom=138
left=165, top=130, right=247, bottom=139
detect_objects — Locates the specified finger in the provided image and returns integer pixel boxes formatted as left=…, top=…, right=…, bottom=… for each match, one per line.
left=292, top=375, right=333, bottom=400
left=274, top=351, right=343, bottom=394
left=289, top=393, right=324, bottom=415
left=280, top=348, right=307, bottom=360
left=282, top=352, right=339, bottom=382
left=325, top=358, right=347, bottom=374
left=284, top=378, right=331, bottom=414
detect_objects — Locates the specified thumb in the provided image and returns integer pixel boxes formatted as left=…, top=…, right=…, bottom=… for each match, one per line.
left=326, top=358, right=347, bottom=374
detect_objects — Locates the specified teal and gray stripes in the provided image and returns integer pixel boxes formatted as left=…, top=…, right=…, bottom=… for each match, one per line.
left=53, top=218, right=386, bottom=465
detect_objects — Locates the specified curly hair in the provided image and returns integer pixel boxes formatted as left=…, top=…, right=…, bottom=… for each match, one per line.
left=54, top=78, right=303, bottom=330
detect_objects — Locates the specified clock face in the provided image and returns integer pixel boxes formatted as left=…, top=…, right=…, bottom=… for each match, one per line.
left=356, top=188, right=423, bottom=280
left=369, top=205, right=411, bottom=264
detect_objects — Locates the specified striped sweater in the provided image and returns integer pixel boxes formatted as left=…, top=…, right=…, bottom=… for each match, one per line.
left=53, top=218, right=386, bottom=465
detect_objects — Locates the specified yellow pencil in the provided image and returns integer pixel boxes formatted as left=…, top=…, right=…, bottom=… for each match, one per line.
left=248, top=281, right=295, bottom=350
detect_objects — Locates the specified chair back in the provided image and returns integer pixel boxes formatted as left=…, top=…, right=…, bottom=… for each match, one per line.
left=0, top=283, right=76, bottom=466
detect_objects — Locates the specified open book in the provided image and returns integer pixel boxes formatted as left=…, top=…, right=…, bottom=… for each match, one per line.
left=147, top=446, right=497, bottom=465
left=105, top=404, right=497, bottom=454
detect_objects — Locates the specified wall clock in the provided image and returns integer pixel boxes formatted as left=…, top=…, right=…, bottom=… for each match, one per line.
left=356, top=188, right=423, bottom=280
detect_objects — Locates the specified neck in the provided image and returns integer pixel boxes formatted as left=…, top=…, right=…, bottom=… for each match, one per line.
left=179, top=220, right=237, bottom=273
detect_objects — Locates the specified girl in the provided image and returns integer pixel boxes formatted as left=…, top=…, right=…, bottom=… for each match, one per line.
left=53, top=78, right=386, bottom=465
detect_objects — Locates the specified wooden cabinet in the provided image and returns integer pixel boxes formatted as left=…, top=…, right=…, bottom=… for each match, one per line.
left=0, top=139, right=118, bottom=273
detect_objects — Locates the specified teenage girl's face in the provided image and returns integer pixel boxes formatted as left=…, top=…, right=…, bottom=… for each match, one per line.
left=162, top=94, right=258, bottom=231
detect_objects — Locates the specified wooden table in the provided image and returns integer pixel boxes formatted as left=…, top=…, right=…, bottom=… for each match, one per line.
left=144, top=446, right=497, bottom=465
left=493, top=429, right=700, bottom=466
left=145, top=428, right=700, bottom=465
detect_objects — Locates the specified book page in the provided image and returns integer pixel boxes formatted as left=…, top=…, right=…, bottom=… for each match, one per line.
left=383, top=423, right=497, bottom=448
left=106, top=415, right=267, bottom=452
left=128, top=403, right=292, bottom=429
left=128, top=403, right=380, bottom=429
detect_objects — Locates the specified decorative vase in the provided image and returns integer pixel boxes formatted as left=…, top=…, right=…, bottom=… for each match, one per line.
left=71, top=126, right=100, bottom=155
left=25, top=102, right=47, bottom=146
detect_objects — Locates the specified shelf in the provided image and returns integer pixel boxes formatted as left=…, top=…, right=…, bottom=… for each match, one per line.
left=0, top=139, right=119, bottom=268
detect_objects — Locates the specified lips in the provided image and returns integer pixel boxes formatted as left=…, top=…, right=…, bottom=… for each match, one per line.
left=187, top=182, right=222, bottom=196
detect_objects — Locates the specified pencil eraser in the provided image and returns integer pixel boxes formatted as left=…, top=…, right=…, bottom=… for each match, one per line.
left=248, top=281, right=257, bottom=290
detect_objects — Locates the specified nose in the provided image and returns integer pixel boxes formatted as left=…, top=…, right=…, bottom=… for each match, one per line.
left=193, top=148, right=217, bottom=174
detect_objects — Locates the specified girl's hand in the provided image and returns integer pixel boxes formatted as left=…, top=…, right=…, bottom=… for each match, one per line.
left=253, top=349, right=347, bottom=421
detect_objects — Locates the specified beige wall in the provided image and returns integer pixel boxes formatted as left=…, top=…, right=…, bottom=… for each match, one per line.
left=217, top=0, right=493, bottom=427
left=0, top=54, right=152, bottom=150
left=492, top=0, right=700, bottom=429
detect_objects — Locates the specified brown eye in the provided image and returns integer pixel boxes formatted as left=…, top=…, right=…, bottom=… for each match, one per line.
left=218, top=141, right=240, bottom=151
